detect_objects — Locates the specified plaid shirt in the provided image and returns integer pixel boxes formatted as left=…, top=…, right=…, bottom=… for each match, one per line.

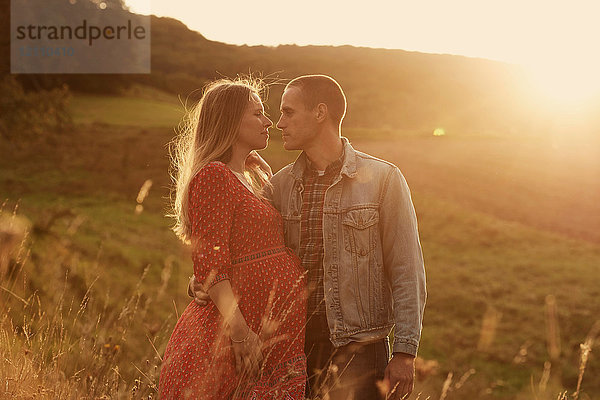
left=299, top=150, right=344, bottom=341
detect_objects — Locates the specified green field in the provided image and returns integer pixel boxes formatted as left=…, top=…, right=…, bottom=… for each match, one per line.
left=69, top=90, right=184, bottom=128
left=1, top=94, right=599, bottom=399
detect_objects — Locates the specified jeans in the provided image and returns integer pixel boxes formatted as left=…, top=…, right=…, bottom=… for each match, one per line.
left=305, top=336, right=390, bottom=400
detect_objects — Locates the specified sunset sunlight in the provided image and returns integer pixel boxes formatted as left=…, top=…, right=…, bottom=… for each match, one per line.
left=526, top=57, right=600, bottom=107
left=125, top=0, right=600, bottom=108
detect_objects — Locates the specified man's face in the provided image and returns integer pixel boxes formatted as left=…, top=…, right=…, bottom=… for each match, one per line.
left=276, top=87, right=318, bottom=151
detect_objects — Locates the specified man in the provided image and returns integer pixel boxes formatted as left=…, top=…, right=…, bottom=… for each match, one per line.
left=191, top=75, right=426, bottom=399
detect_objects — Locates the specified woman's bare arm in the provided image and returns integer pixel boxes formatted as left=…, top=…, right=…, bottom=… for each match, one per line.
left=207, top=280, right=263, bottom=375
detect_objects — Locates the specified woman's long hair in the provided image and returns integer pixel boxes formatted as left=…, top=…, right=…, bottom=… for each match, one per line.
left=169, top=78, right=270, bottom=243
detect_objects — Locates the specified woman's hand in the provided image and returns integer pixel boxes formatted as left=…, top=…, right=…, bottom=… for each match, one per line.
left=231, top=326, right=264, bottom=377
left=206, top=280, right=263, bottom=377
left=246, top=151, right=273, bottom=179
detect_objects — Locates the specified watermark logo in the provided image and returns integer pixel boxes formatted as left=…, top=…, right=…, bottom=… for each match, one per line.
left=11, top=0, right=151, bottom=74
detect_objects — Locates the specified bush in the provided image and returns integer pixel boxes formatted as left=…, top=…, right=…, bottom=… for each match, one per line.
left=0, top=76, right=72, bottom=141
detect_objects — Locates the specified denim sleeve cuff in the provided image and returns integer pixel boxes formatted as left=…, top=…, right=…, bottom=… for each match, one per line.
left=392, top=340, right=418, bottom=357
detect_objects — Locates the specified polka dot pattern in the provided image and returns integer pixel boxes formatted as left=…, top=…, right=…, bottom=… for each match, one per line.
left=159, top=162, right=307, bottom=399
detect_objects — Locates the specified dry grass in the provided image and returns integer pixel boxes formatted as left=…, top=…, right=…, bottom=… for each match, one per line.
left=1, top=124, right=599, bottom=398
left=1, top=205, right=598, bottom=400
left=0, top=207, right=164, bottom=399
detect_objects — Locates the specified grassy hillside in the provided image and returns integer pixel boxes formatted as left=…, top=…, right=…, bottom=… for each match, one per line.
left=2, top=93, right=599, bottom=399
left=70, top=96, right=182, bottom=128
left=3, top=0, right=598, bottom=141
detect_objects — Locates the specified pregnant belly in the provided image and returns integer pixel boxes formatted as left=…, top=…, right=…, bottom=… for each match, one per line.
left=229, top=254, right=306, bottom=331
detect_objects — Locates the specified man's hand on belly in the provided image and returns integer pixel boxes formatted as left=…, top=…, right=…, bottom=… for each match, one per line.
left=188, top=275, right=211, bottom=306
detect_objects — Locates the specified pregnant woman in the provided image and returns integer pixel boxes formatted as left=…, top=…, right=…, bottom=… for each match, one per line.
left=158, top=79, right=307, bottom=399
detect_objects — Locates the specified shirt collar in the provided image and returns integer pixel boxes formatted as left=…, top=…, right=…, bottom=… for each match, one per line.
left=289, top=137, right=358, bottom=181
left=305, top=146, right=345, bottom=177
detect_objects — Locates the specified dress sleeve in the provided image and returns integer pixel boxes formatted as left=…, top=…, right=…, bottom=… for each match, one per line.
left=188, top=162, right=235, bottom=289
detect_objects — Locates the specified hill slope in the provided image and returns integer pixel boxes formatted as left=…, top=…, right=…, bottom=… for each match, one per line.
left=1, top=107, right=599, bottom=398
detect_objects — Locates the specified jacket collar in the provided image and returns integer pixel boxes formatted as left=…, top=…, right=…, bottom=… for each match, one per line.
left=289, top=137, right=358, bottom=180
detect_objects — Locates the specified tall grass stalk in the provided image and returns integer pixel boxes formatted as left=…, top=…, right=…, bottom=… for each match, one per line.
left=0, top=209, right=164, bottom=399
left=572, top=321, right=600, bottom=400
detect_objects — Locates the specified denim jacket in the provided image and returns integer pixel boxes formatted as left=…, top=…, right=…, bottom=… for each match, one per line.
left=268, top=138, right=426, bottom=356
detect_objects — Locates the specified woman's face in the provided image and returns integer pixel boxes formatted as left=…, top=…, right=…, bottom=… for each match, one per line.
left=236, top=93, right=272, bottom=152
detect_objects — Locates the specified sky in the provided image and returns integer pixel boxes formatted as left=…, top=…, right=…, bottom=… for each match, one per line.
left=125, top=0, right=600, bottom=102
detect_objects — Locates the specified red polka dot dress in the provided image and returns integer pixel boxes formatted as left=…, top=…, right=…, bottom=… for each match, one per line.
left=159, top=162, right=307, bottom=399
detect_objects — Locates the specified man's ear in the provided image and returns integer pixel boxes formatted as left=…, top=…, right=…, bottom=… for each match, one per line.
left=315, top=103, right=328, bottom=123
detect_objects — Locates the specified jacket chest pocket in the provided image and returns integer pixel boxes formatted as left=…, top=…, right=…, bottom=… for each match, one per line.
left=342, top=208, right=379, bottom=256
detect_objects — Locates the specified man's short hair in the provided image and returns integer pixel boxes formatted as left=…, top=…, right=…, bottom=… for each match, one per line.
left=285, top=75, right=347, bottom=127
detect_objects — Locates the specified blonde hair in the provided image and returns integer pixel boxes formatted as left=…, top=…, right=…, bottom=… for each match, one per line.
left=169, top=78, right=270, bottom=243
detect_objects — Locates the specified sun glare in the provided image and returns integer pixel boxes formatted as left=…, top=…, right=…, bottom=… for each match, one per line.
left=527, top=57, right=600, bottom=107
left=121, top=0, right=600, bottom=111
